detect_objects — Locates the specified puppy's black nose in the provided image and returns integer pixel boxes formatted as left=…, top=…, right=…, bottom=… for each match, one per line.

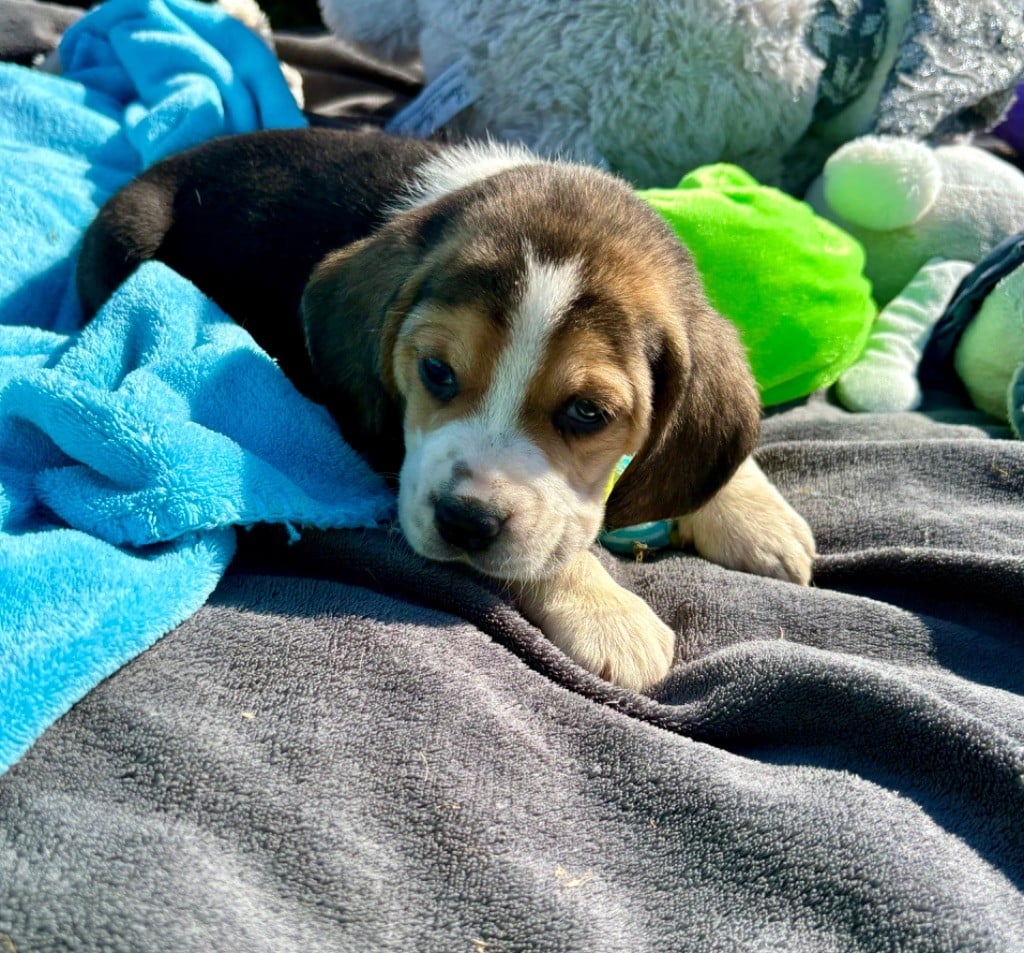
left=434, top=497, right=505, bottom=552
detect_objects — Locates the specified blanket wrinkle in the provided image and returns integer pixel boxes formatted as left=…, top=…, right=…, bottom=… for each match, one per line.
left=0, top=0, right=390, bottom=776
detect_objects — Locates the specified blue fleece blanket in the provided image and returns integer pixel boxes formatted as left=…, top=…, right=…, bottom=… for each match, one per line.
left=0, top=0, right=395, bottom=773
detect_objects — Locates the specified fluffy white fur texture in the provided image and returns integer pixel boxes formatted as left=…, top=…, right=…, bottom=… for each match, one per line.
left=319, top=0, right=824, bottom=187
left=393, top=139, right=543, bottom=213
left=319, top=0, right=421, bottom=62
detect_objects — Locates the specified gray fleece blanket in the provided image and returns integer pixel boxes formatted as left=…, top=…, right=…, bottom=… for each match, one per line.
left=2, top=392, right=1023, bottom=952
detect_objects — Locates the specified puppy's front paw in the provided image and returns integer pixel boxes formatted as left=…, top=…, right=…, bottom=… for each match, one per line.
left=513, top=552, right=675, bottom=692
left=675, top=458, right=816, bottom=585
left=545, top=587, right=675, bottom=692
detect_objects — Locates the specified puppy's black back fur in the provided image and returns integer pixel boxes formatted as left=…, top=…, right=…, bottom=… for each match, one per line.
left=77, top=128, right=440, bottom=397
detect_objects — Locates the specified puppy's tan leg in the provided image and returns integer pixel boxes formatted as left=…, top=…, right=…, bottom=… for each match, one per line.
left=512, top=551, right=675, bottom=692
left=674, top=457, right=816, bottom=585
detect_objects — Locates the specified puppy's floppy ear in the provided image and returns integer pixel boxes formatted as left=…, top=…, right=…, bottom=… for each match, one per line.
left=604, top=304, right=761, bottom=529
left=300, top=218, right=428, bottom=472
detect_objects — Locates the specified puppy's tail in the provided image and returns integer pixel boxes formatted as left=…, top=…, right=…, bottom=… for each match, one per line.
left=76, top=177, right=174, bottom=317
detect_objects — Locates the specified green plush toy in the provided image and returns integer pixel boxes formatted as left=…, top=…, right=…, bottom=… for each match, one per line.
left=638, top=164, right=876, bottom=406
left=955, top=264, right=1024, bottom=436
left=921, top=232, right=1024, bottom=438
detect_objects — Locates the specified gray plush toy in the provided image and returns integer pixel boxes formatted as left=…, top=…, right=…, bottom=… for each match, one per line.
left=317, top=0, right=1024, bottom=192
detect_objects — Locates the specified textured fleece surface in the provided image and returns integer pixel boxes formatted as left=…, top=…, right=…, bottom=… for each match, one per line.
left=2, top=393, right=1022, bottom=952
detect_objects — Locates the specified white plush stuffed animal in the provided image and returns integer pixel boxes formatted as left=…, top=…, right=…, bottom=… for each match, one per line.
left=805, top=135, right=1024, bottom=414
left=318, top=0, right=1024, bottom=190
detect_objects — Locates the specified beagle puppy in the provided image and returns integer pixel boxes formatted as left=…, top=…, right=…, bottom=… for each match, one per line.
left=77, top=128, right=815, bottom=692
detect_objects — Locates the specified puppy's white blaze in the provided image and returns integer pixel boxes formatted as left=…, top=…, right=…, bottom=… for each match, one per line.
left=395, top=139, right=543, bottom=212
left=480, top=252, right=583, bottom=434
left=398, top=252, right=596, bottom=579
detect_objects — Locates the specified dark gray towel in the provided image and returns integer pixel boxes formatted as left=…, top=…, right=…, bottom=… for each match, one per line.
left=2, top=394, right=1023, bottom=952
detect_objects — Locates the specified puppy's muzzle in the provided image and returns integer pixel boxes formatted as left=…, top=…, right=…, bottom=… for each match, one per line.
left=434, top=496, right=506, bottom=553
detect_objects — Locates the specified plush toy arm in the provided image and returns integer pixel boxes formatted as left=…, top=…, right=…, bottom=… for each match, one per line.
left=817, top=136, right=942, bottom=232
left=835, top=258, right=972, bottom=413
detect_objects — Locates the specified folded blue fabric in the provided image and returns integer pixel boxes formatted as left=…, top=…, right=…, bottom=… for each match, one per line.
left=59, top=0, right=305, bottom=168
left=0, top=0, right=306, bottom=333
left=0, top=1, right=393, bottom=773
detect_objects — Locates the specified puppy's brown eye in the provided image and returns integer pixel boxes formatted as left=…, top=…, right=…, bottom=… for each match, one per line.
left=419, top=356, right=459, bottom=403
left=556, top=398, right=611, bottom=436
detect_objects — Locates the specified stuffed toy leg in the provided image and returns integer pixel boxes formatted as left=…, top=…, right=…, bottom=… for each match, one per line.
left=834, top=258, right=972, bottom=412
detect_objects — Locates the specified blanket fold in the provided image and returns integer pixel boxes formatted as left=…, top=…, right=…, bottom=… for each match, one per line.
left=59, top=0, right=305, bottom=167
left=0, top=0, right=392, bottom=774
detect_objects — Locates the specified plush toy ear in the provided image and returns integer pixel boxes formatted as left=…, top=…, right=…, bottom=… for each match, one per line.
left=820, top=136, right=941, bottom=232
left=603, top=305, right=761, bottom=529
left=300, top=221, right=428, bottom=473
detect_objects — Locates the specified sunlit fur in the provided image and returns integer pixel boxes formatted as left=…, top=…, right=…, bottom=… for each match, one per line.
left=80, top=129, right=814, bottom=692
left=359, top=141, right=811, bottom=690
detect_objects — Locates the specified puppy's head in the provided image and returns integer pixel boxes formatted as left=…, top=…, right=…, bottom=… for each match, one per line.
left=302, top=147, right=760, bottom=582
